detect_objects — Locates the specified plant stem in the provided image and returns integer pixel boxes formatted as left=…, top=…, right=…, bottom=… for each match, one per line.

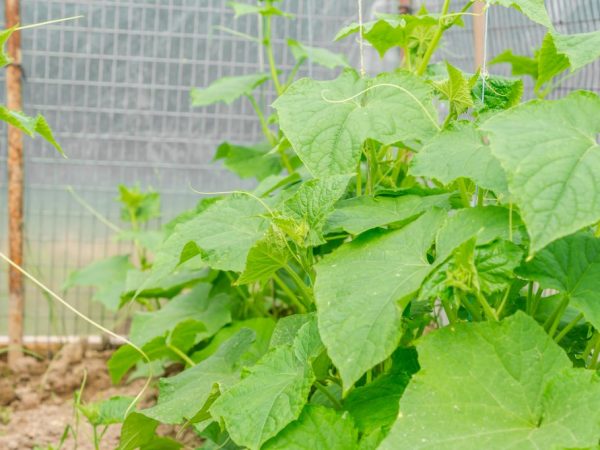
left=166, top=342, right=196, bottom=367
left=440, top=296, right=458, bottom=324
left=474, top=291, right=498, bottom=321
left=283, top=265, right=313, bottom=306
left=273, top=273, right=307, bottom=313
left=247, top=94, right=277, bottom=146
left=543, top=295, right=569, bottom=334
left=589, top=333, right=600, bottom=370
left=264, top=15, right=283, bottom=95
left=554, top=313, right=583, bottom=344
left=417, top=0, right=452, bottom=75
left=356, top=159, right=363, bottom=196
left=284, top=59, right=304, bottom=89
left=315, top=382, right=343, bottom=410
left=495, top=286, right=511, bottom=318
left=457, top=179, right=471, bottom=207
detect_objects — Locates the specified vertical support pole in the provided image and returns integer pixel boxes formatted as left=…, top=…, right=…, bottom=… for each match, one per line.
left=6, top=0, right=24, bottom=367
left=473, top=1, right=486, bottom=70
left=398, top=0, right=412, bottom=14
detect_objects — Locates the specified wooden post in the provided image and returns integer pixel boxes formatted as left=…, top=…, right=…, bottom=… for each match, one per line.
left=473, top=1, right=486, bottom=70
left=6, top=0, right=24, bottom=367
left=398, top=0, right=412, bottom=14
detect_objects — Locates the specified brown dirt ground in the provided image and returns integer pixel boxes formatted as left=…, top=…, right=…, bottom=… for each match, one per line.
left=0, top=342, right=200, bottom=450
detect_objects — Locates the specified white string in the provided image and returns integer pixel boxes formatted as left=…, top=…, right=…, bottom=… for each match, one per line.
left=357, top=0, right=366, bottom=77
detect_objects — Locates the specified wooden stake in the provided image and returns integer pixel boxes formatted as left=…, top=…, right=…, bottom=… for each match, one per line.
left=5, top=0, right=24, bottom=367
left=473, top=1, right=486, bottom=70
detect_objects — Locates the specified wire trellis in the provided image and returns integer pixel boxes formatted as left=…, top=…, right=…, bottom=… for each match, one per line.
left=0, top=0, right=598, bottom=339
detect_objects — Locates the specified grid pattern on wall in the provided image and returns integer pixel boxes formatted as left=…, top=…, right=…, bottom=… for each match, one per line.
left=0, top=0, right=598, bottom=337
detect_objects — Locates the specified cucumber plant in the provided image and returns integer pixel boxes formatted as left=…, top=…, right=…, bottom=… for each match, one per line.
left=69, top=1, right=600, bottom=448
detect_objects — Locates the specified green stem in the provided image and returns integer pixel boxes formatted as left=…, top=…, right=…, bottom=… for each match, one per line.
left=403, top=46, right=412, bottom=71
left=457, top=179, right=471, bottom=207
left=543, top=295, right=569, bottom=334
left=589, top=333, right=600, bottom=370
left=554, top=313, right=583, bottom=344
left=440, top=296, right=458, bottom=324
left=356, top=159, right=363, bottom=196
left=284, top=59, right=304, bottom=89
left=474, top=291, right=498, bottom=322
left=166, top=342, right=196, bottom=367
left=495, top=286, right=511, bottom=319
left=417, top=0, right=452, bottom=75
left=273, top=273, right=307, bottom=313
left=264, top=15, right=283, bottom=95
left=526, top=282, right=534, bottom=314
left=284, top=265, right=313, bottom=305
left=457, top=290, right=482, bottom=321
left=247, top=94, right=277, bottom=146
left=315, top=382, right=343, bottom=410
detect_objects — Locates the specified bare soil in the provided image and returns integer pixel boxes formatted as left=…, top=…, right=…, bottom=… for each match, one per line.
left=0, top=342, right=199, bottom=450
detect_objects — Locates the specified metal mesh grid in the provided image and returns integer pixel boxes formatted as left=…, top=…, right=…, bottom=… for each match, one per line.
left=0, top=0, right=598, bottom=337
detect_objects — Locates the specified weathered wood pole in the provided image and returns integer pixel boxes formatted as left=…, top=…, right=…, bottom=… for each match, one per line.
left=5, top=0, right=24, bottom=367
left=473, top=0, right=486, bottom=70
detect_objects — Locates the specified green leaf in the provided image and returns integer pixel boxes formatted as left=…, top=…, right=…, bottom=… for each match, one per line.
left=343, top=348, right=418, bottom=434
left=536, top=33, right=570, bottom=90
left=411, top=122, right=508, bottom=195
left=129, top=283, right=232, bottom=348
left=274, top=70, right=439, bottom=177
left=436, top=206, right=517, bottom=262
left=334, top=16, right=438, bottom=58
left=0, top=27, right=15, bottom=67
left=325, top=192, right=452, bottom=235
left=281, top=175, right=351, bottom=246
left=237, top=227, right=289, bottom=284
left=141, top=329, right=255, bottom=424
left=270, top=314, right=313, bottom=348
left=488, top=0, right=551, bottom=28
left=191, top=73, right=270, bottom=107
left=287, top=39, right=349, bottom=69
left=520, top=232, right=600, bottom=329
left=433, top=62, right=473, bottom=115
left=380, top=312, right=600, bottom=450
left=192, top=318, right=276, bottom=365
left=215, top=142, right=282, bottom=181
left=63, top=255, right=133, bottom=311
left=228, top=1, right=291, bottom=18
left=92, top=396, right=134, bottom=425
left=489, top=49, right=538, bottom=79
left=315, top=210, right=445, bottom=390
left=118, top=413, right=159, bottom=450
left=472, top=75, right=523, bottom=114
left=149, top=194, right=270, bottom=281
left=210, top=329, right=320, bottom=449
left=551, top=30, right=600, bottom=72
left=475, top=240, right=524, bottom=294
left=262, top=405, right=359, bottom=450
left=482, top=91, right=600, bottom=254
left=117, top=185, right=160, bottom=224
left=0, top=106, right=64, bottom=156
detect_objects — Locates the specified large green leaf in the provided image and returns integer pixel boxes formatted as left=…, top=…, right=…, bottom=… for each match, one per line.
left=129, top=283, right=231, bottom=348
left=237, top=227, right=289, bottom=285
left=472, top=75, right=523, bottom=115
left=381, top=312, right=600, bottom=449
left=520, top=232, right=600, bottom=329
left=141, top=329, right=255, bottom=424
left=281, top=175, right=351, bottom=246
left=326, top=192, right=452, bottom=235
left=214, top=142, right=282, bottom=181
left=435, top=206, right=517, bottom=262
left=262, top=405, right=359, bottom=450
left=488, top=0, right=551, bottom=28
left=63, top=255, right=133, bottom=311
left=274, top=70, right=439, bottom=177
left=315, top=210, right=445, bottom=390
left=191, top=73, right=270, bottom=106
left=411, top=123, right=508, bottom=195
left=489, top=49, right=538, bottom=79
left=149, top=194, right=270, bottom=283
left=210, top=322, right=322, bottom=449
left=482, top=91, right=600, bottom=254
left=288, top=39, right=349, bottom=69
left=118, top=413, right=159, bottom=450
